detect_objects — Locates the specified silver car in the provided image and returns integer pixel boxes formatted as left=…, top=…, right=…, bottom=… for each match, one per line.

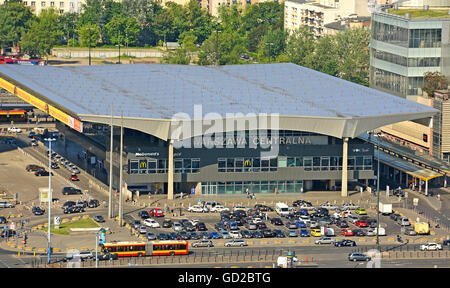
left=224, top=239, right=247, bottom=247
left=315, top=237, right=334, bottom=245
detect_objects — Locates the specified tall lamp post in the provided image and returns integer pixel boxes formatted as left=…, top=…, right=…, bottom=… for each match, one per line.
left=45, top=137, right=56, bottom=264
left=370, top=131, right=382, bottom=252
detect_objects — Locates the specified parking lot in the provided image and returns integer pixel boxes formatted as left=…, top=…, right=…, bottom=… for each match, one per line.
left=121, top=199, right=446, bottom=249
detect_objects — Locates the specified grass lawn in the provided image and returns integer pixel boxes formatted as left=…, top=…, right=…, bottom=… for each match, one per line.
left=43, top=218, right=100, bottom=235
left=388, top=9, right=450, bottom=18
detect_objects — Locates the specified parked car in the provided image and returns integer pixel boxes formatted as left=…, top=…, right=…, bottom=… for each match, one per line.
left=347, top=215, right=359, bottom=224
left=209, top=231, right=220, bottom=239
left=93, top=215, right=105, bottom=223
left=143, top=218, right=160, bottom=228
left=404, top=227, right=417, bottom=236
left=245, top=222, right=257, bottom=230
left=420, top=243, right=442, bottom=251
left=219, top=231, right=231, bottom=239
left=62, top=201, right=76, bottom=210
left=320, top=203, right=339, bottom=210
left=75, top=250, right=94, bottom=260
left=149, top=208, right=164, bottom=217
left=192, top=240, right=214, bottom=248
left=311, top=229, right=322, bottom=237
left=0, top=217, right=7, bottom=224
left=210, top=205, right=229, bottom=213
left=195, top=222, right=207, bottom=231
left=285, top=221, right=298, bottom=229
left=342, top=203, right=360, bottom=210
left=287, top=230, right=298, bottom=237
left=348, top=252, right=371, bottom=262
left=70, top=174, right=79, bottom=181
left=167, top=232, right=178, bottom=240
left=146, top=232, right=156, bottom=240
left=340, top=228, right=354, bottom=236
left=254, top=204, right=273, bottom=212
left=188, top=205, right=208, bottom=213
left=299, top=229, right=310, bottom=237
left=35, top=170, right=52, bottom=176
left=177, top=231, right=190, bottom=240
left=355, top=220, right=368, bottom=228
left=352, top=229, right=366, bottom=236
left=138, top=225, right=147, bottom=234
left=162, top=219, right=173, bottom=228
left=251, top=230, right=263, bottom=238
left=63, top=205, right=84, bottom=214
left=334, top=239, right=356, bottom=247
left=0, top=229, right=16, bottom=238
left=157, top=233, right=168, bottom=240
left=62, top=187, right=82, bottom=195
left=229, top=230, right=242, bottom=239
left=26, top=164, right=45, bottom=172
left=32, top=206, right=45, bottom=215
left=224, top=239, right=247, bottom=247
left=270, top=217, right=283, bottom=226
left=88, top=199, right=100, bottom=208
left=7, top=127, right=22, bottom=133
left=315, top=237, right=334, bottom=245
left=398, top=217, right=411, bottom=226
left=273, top=229, right=286, bottom=238
left=354, top=208, right=367, bottom=215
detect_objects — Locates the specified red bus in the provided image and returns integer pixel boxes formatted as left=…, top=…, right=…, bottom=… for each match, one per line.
left=0, top=57, right=45, bottom=66
left=100, top=240, right=189, bottom=257
left=0, top=110, right=27, bottom=122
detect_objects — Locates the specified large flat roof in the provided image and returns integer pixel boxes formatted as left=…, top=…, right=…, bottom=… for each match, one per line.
left=0, top=63, right=437, bottom=140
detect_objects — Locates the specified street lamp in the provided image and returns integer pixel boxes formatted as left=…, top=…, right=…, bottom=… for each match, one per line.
left=370, top=131, right=382, bottom=252
left=45, top=137, right=56, bottom=264
left=265, top=42, right=274, bottom=63
left=213, top=30, right=221, bottom=66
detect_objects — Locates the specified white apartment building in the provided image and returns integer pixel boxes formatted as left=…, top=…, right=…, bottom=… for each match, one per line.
left=284, top=0, right=370, bottom=38
left=4, top=0, right=85, bottom=14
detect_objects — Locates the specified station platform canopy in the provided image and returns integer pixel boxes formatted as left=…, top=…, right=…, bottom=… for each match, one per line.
left=376, top=150, right=443, bottom=181
left=0, top=63, right=438, bottom=141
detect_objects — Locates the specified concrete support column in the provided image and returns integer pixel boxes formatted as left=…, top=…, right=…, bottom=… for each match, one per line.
left=329, top=179, right=336, bottom=191
left=167, top=140, right=174, bottom=200
left=425, top=180, right=428, bottom=196
left=196, top=182, right=202, bottom=195
left=341, top=137, right=348, bottom=197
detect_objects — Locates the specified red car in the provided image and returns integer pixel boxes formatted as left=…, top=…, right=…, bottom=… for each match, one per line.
left=340, top=228, right=353, bottom=236
left=149, top=208, right=164, bottom=217
left=355, top=220, right=368, bottom=227
left=70, top=174, right=79, bottom=181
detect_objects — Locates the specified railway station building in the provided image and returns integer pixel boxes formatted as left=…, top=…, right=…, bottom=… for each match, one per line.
left=0, top=63, right=437, bottom=199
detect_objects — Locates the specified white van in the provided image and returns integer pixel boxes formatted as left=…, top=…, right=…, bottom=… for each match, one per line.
left=0, top=201, right=14, bottom=208
left=275, top=203, right=290, bottom=216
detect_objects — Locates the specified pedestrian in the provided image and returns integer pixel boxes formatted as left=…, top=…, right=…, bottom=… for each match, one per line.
left=252, top=193, right=256, bottom=200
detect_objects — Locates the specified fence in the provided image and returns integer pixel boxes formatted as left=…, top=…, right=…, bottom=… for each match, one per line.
left=31, top=249, right=294, bottom=268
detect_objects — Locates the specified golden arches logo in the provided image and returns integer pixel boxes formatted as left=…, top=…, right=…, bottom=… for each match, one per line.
left=139, top=161, right=147, bottom=169
left=244, top=160, right=252, bottom=167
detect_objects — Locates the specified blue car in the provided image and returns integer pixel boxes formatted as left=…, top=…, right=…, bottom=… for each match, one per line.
left=299, top=209, right=309, bottom=216
left=209, top=231, right=221, bottom=239
left=168, top=232, right=178, bottom=240
left=300, top=229, right=310, bottom=237
left=296, top=221, right=307, bottom=229
left=229, top=222, right=239, bottom=230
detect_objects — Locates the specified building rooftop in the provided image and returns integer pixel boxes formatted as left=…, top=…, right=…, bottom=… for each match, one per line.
left=0, top=63, right=437, bottom=140
left=387, top=8, right=450, bottom=19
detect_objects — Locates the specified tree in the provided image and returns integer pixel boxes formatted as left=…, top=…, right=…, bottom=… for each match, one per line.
left=423, top=72, right=449, bottom=97
left=0, top=1, right=34, bottom=52
left=20, top=9, right=63, bottom=58
left=104, top=15, right=140, bottom=46
left=122, top=0, right=163, bottom=45
left=285, top=26, right=315, bottom=68
left=258, top=28, right=287, bottom=63
left=58, top=12, right=79, bottom=46
left=79, top=24, right=101, bottom=47
left=162, top=48, right=191, bottom=64
left=309, top=34, right=339, bottom=77
left=333, top=28, right=370, bottom=86
left=197, top=30, right=245, bottom=65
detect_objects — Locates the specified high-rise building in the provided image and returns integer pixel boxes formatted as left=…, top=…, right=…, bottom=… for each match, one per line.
left=369, top=5, right=450, bottom=161
left=284, top=0, right=370, bottom=38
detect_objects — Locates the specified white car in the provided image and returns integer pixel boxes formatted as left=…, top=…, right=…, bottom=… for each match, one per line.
left=172, top=222, right=182, bottom=232
left=210, top=205, right=229, bottom=213
left=229, top=231, right=241, bottom=239
left=233, top=205, right=248, bottom=212
left=143, top=218, right=160, bottom=228
left=342, top=203, right=360, bottom=210
left=299, top=204, right=315, bottom=210
left=7, top=127, right=22, bottom=133
left=420, top=243, right=442, bottom=251
left=319, top=203, right=339, bottom=210
left=189, top=219, right=200, bottom=226
left=187, top=205, right=208, bottom=213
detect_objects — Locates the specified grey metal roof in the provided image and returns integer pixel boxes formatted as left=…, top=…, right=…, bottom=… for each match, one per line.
left=0, top=63, right=438, bottom=140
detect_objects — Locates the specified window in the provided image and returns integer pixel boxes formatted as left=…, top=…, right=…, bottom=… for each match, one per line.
left=175, top=159, right=183, bottom=173
left=60, top=1, right=64, bottom=7
left=50, top=1, right=54, bottom=6
left=192, top=159, right=200, bottom=173
left=304, top=157, right=312, bottom=171
left=321, top=157, right=329, bottom=171
left=41, top=1, right=46, bottom=7
left=148, top=160, right=156, bottom=174
left=129, top=160, right=138, bottom=174
left=218, top=158, right=226, bottom=172
left=31, top=1, right=35, bottom=6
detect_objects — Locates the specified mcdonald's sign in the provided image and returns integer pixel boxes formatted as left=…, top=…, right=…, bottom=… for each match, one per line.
left=244, top=159, right=252, bottom=167
left=139, top=160, right=147, bottom=169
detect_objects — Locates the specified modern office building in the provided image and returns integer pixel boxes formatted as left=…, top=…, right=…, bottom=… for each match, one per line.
left=369, top=6, right=450, bottom=159
left=0, top=63, right=437, bottom=199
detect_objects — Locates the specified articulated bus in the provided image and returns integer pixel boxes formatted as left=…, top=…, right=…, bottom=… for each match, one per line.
left=100, top=240, right=189, bottom=257
left=0, top=110, right=27, bottom=122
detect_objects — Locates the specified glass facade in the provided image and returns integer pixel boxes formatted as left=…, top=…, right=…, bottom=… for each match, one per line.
left=372, top=68, right=408, bottom=96
left=409, top=29, right=441, bottom=48
left=129, top=158, right=200, bottom=174
left=372, top=21, right=409, bottom=48
left=372, top=49, right=440, bottom=68
left=201, top=180, right=304, bottom=195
